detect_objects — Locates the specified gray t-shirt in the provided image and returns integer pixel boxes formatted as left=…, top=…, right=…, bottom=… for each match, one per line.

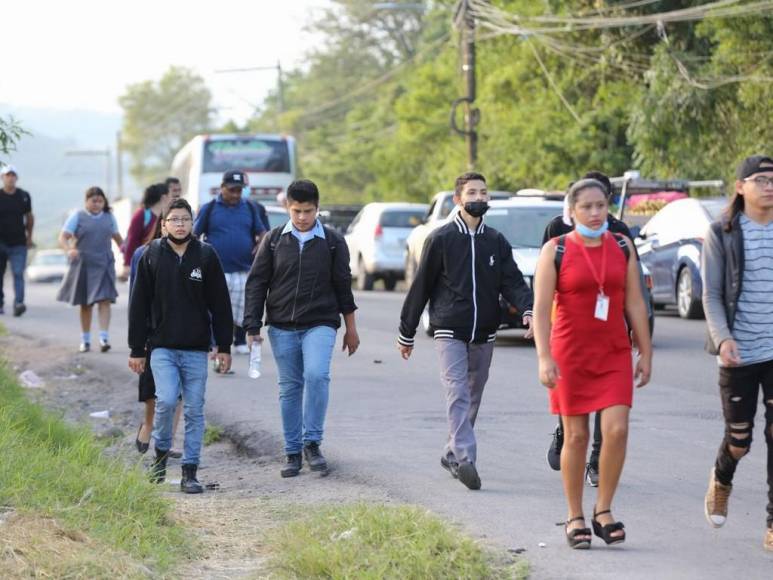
left=732, top=213, right=773, bottom=366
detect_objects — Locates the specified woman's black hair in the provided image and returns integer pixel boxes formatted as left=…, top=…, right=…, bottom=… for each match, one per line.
left=85, top=186, right=111, bottom=213
left=142, top=183, right=169, bottom=208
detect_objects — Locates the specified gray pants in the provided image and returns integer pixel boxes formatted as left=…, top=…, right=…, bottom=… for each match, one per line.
left=435, top=338, right=495, bottom=465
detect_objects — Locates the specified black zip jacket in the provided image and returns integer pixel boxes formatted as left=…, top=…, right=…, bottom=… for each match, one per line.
left=398, top=213, right=534, bottom=345
left=243, top=225, right=357, bottom=333
left=128, top=238, right=233, bottom=357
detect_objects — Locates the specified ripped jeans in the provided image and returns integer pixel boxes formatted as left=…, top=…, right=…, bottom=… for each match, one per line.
left=714, top=359, right=773, bottom=527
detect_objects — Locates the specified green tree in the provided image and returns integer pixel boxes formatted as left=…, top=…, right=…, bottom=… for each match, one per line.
left=0, top=116, right=28, bottom=160
left=119, top=66, right=213, bottom=185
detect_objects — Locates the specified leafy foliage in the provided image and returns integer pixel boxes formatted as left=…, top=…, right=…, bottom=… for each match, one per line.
left=0, top=115, right=28, bottom=160
left=235, top=1, right=773, bottom=202
left=119, top=66, right=213, bottom=185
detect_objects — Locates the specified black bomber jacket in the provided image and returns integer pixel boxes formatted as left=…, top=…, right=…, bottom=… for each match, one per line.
left=398, top=213, right=534, bottom=345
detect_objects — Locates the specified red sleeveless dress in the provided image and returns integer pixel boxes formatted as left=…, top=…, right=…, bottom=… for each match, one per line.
left=549, top=232, right=633, bottom=416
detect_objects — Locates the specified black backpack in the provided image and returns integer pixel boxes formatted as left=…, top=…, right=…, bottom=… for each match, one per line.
left=554, top=232, right=630, bottom=273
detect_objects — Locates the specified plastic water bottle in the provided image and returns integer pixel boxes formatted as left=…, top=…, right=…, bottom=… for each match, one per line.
left=248, top=342, right=262, bottom=379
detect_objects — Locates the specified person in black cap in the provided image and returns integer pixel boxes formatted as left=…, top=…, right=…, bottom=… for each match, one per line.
left=194, top=170, right=267, bottom=359
left=702, top=154, right=773, bottom=552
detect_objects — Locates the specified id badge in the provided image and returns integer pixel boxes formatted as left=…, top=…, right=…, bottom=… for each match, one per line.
left=594, top=293, right=609, bottom=321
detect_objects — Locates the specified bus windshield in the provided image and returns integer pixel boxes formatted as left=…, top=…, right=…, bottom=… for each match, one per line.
left=203, top=138, right=290, bottom=173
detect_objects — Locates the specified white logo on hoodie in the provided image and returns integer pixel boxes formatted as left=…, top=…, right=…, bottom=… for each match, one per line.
left=190, top=267, right=203, bottom=281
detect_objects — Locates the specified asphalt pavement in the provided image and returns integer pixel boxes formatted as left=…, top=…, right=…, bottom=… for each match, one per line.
left=3, top=281, right=772, bottom=579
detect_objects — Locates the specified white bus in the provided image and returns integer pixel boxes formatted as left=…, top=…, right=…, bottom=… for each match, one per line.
left=171, top=133, right=297, bottom=210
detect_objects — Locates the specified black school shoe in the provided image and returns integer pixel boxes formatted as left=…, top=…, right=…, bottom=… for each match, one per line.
left=457, top=461, right=481, bottom=490
left=547, top=424, right=563, bottom=471
left=13, top=303, right=26, bottom=317
left=280, top=453, right=302, bottom=478
left=303, top=442, right=328, bottom=474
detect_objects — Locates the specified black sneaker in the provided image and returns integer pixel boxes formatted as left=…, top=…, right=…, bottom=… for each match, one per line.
left=457, top=461, right=481, bottom=490
left=99, top=339, right=111, bottom=353
left=181, top=464, right=204, bottom=494
left=303, top=441, right=328, bottom=474
left=440, top=455, right=459, bottom=479
left=547, top=424, right=563, bottom=471
left=13, top=303, right=26, bottom=317
left=280, top=453, right=302, bottom=478
left=585, top=462, right=599, bottom=487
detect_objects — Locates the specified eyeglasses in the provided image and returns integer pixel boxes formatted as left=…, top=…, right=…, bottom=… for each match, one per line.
left=165, top=217, right=192, bottom=224
left=744, top=175, right=773, bottom=188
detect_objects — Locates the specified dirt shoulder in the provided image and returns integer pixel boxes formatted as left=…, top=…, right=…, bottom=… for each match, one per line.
left=0, top=331, right=395, bottom=578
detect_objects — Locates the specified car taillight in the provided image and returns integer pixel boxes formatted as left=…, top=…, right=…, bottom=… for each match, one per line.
left=374, top=224, right=383, bottom=239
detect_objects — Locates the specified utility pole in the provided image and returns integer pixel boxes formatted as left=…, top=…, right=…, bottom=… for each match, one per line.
left=215, top=62, right=285, bottom=124
left=450, top=0, right=479, bottom=170
left=115, top=131, right=124, bottom=198
left=276, top=61, right=285, bottom=113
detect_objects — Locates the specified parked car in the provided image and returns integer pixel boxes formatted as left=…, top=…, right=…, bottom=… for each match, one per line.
left=635, top=197, right=726, bottom=319
left=265, top=204, right=289, bottom=230
left=346, top=202, right=428, bottom=291
left=405, top=190, right=513, bottom=285
left=26, top=249, right=68, bottom=283
left=419, top=197, right=563, bottom=335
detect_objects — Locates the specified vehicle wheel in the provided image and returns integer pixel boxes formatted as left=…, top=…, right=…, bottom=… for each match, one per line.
left=383, top=276, right=397, bottom=291
left=405, top=255, right=417, bottom=286
left=676, top=267, right=703, bottom=319
left=653, top=302, right=666, bottom=311
left=421, top=310, right=433, bottom=337
left=356, top=257, right=375, bottom=291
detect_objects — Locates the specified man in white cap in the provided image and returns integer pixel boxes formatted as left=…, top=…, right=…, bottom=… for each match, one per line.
left=0, top=165, right=34, bottom=316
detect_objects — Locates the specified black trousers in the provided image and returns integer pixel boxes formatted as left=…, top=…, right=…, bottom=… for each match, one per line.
left=713, top=359, right=773, bottom=528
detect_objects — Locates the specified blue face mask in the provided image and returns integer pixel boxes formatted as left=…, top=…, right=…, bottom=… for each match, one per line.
left=242, top=186, right=251, bottom=198
left=575, top=219, right=608, bottom=238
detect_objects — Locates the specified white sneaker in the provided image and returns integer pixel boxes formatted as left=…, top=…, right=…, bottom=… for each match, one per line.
left=235, top=344, right=250, bottom=355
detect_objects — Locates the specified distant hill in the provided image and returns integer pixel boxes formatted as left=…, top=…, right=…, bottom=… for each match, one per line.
left=1, top=105, right=139, bottom=247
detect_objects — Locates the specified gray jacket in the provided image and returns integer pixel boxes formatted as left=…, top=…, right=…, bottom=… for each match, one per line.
left=701, top=213, right=743, bottom=355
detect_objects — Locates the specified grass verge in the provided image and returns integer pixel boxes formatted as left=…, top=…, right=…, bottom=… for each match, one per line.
left=0, top=359, right=189, bottom=576
left=203, top=423, right=224, bottom=446
left=268, top=503, right=528, bottom=579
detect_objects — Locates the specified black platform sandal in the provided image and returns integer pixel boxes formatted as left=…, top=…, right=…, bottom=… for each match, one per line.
left=592, top=508, right=626, bottom=545
left=565, top=515, right=592, bottom=549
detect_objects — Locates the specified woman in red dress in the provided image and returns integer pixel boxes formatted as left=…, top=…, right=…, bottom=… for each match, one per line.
left=533, top=179, right=652, bottom=549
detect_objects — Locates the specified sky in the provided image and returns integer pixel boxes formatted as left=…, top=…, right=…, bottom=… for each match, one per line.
left=1, top=0, right=330, bottom=124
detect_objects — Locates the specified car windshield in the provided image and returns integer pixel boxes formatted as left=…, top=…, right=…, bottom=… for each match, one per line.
left=701, top=200, right=725, bottom=220
left=34, top=253, right=66, bottom=266
left=484, top=207, right=558, bottom=248
left=379, top=210, right=425, bottom=228
left=203, top=138, right=290, bottom=173
left=267, top=210, right=288, bottom=230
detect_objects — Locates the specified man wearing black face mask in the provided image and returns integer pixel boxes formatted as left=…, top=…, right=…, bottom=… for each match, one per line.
left=398, top=172, right=533, bottom=490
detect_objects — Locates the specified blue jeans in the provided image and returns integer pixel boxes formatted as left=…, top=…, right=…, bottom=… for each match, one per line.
left=150, top=348, right=208, bottom=465
left=0, top=244, right=27, bottom=307
left=268, top=325, right=337, bottom=455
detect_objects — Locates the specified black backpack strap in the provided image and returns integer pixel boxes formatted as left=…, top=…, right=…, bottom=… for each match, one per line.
left=145, top=239, right=164, bottom=283
left=198, top=200, right=217, bottom=238
left=611, top=232, right=630, bottom=262
left=553, top=234, right=567, bottom=273
left=321, top=225, right=338, bottom=260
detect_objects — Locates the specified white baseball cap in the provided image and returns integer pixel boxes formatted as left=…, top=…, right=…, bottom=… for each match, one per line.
left=0, top=164, right=18, bottom=176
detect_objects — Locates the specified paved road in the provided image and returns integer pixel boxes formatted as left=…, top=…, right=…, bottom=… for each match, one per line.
left=4, top=282, right=772, bottom=579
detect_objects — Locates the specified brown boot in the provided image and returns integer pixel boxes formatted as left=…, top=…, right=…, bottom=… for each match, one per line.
left=704, top=469, right=732, bottom=528
left=764, top=527, right=773, bottom=552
